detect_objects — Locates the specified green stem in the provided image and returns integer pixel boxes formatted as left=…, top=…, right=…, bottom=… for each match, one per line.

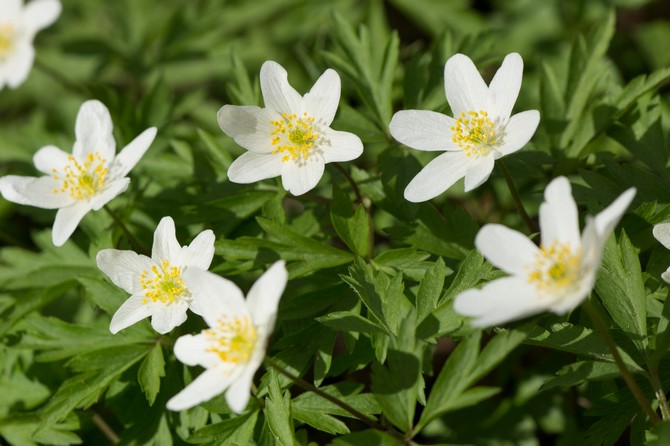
left=497, top=160, right=537, bottom=234
left=103, top=205, right=146, bottom=253
left=33, top=59, right=88, bottom=97
left=649, top=367, right=670, bottom=421
left=582, top=301, right=660, bottom=425
left=333, top=163, right=363, bottom=204
left=91, top=411, right=119, bottom=445
left=264, top=357, right=406, bottom=442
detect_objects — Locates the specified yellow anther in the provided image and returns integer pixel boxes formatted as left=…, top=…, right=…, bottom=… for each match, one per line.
left=451, top=110, right=497, bottom=157
left=205, top=315, right=257, bottom=364
left=527, top=241, right=582, bottom=296
left=52, top=152, right=108, bottom=200
left=0, top=24, right=14, bottom=59
left=140, top=260, right=186, bottom=305
left=269, top=112, right=319, bottom=162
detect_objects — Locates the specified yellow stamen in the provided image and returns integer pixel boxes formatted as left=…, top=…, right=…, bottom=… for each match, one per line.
left=527, top=241, right=582, bottom=296
left=451, top=110, right=497, bottom=157
left=205, top=315, right=257, bottom=364
left=270, top=112, right=319, bottom=162
left=140, top=260, right=185, bottom=304
left=0, top=24, right=14, bottom=60
left=52, top=152, right=108, bottom=200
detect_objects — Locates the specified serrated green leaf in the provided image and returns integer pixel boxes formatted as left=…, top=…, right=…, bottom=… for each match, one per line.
left=77, top=275, right=127, bottom=316
left=265, top=369, right=296, bottom=446
left=138, top=343, right=165, bottom=406
left=186, top=411, right=259, bottom=445
left=416, top=257, right=447, bottom=326
left=330, top=184, right=370, bottom=257
left=540, top=361, right=620, bottom=391
left=316, top=311, right=388, bottom=335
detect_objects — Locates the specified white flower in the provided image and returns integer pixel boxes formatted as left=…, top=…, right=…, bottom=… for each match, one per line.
left=389, top=52, right=540, bottom=202
left=653, top=223, right=670, bottom=283
left=453, top=177, right=636, bottom=327
left=218, top=60, right=363, bottom=196
left=0, top=0, right=61, bottom=89
left=96, top=216, right=216, bottom=334
left=0, top=100, right=157, bottom=246
left=166, top=261, right=288, bottom=413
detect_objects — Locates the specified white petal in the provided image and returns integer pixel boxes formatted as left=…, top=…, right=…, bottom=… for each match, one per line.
left=0, top=175, right=74, bottom=208
left=150, top=301, right=189, bottom=334
left=89, top=177, right=129, bottom=211
left=488, top=53, right=523, bottom=121
left=593, top=187, right=636, bottom=241
left=225, top=365, right=257, bottom=414
left=73, top=100, right=116, bottom=162
left=228, top=151, right=283, bottom=184
left=463, top=155, right=495, bottom=192
left=3, top=0, right=22, bottom=22
left=539, top=176, right=580, bottom=249
left=174, top=333, right=221, bottom=368
left=281, top=157, right=325, bottom=196
left=260, top=61, right=303, bottom=114
left=321, top=128, right=363, bottom=163
left=303, top=69, right=341, bottom=126
left=389, top=110, right=459, bottom=152
left=653, top=223, right=670, bottom=250
left=109, top=294, right=154, bottom=334
left=475, top=224, right=538, bottom=276
left=444, top=53, right=491, bottom=116
left=167, top=367, right=238, bottom=412
left=403, top=151, right=471, bottom=202
left=246, top=261, right=287, bottom=332
left=52, top=202, right=91, bottom=246
left=112, top=127, right=156, bottom=178
left=496, top=110, right=540, bottom=156
left=151, top=216, right=181, bottom=263
left=22, top=0, right=61, bottom=38
left=217, top=105, right=276, bottom=154
left=548, top=274, right=596, bottom=315
left=180, top=229, right=215, bottom=270
left=33, top=145, right=70, bottom=175
left=662, top=268, right=670, bottom=284
left=6, top=43, right=34, bottom=88
left=181, top=268, right=248, bottom=325
left=453, top=276, right=547, bottom=327
left=96, top=249, right=145, bottom=294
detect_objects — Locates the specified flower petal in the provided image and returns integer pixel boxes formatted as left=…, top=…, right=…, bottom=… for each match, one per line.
left=96, top=249, right=149, bottom=294
left=475, top=224, right=538, bottom=276
left=228, top=151, right=283, bottom=184
left=593, top=187, right=636, bottom=241
left=496, top=110, right=540, bottom=156
left=453, top=276, right=547, bottom=327
left=180, top=229, right=215, bottom=270
left=73, top=100, right=116, bottom=162
left=150, top=300, right=189, bottom=334
left=260, top=61, right=303, bottom=114
left=22, top=0, right=62, bottom=38
left=662, top=267, right=670, bottom=284
left=0, top=175, right=74, bottom=208
left=52, top=202, right=91, bottom=246
left=389, top=110, right=459, bottom=152
left=3, top=0, right=22, bottom=22
left=303, top=69, right=341, bottom=126
left=403, top=151, right=471, bottom=202
left=112, top=127, right=156, bottom=178
left=33, top=145, right=70, bottom=175
left=217, top=105, right=276, bottom=154
left=246, top=261, right=287, bottom=334
left=151, top=216, right=181, bottom=263
left=173, top=333, right=220, bottom=368
left=167, top=367, right=238, bottom=412
left=225, top=365, right=257, bottom=414
left=109, top=294, right=154, bottom=334
left=463, top=155, right=495, bottom=192
left=89, top=177, right=130, bottom=211
left=181, top=268, right=248, bottom=325
left=444, top=53, right=491, bottom=116
left=281, top=157, right=325, bottom=196
left=488, top=53, right=523, bottom=121
left=321, top=128, right=363, bottom=163
left=653, top=223, right=670, bottom=250
left=6, top=43, right=34, bottom=88
left=539, top=176, right=580, bottom=249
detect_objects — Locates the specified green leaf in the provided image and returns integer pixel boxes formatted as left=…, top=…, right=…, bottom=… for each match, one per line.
left=329, top=429, right=400, bottom=446
left=77, top=276, right=127, bottom=316
left=540, top=361, right=620, bottom=391
left=330, top=184, right=370, bottom=257
left=415, top=257, right=447, bottom=327
left=595, top=231, right=648, bottom=350
left=316, top=311, right=388, bottom=335
left=186, top=411, right=259, bottom=444
left=265, top=369, right=296, bottom=446
left=138, top=343, right=165, bottom=406
left=648, top=420, right=670, bottom=446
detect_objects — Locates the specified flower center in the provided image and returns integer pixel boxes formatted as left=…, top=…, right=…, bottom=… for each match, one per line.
left=451, top=110, right=497, bottom=157
left=206, top=315, right=258, bottom=365
left=52, top=153, right=108, bottom=201
left=270, top=112, right=319, bottom=162
left=527, top=241, right=582, bottom=296
left=0, top=24, right=15, bottom=60
left=140, top=260, right=186, bottom=304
